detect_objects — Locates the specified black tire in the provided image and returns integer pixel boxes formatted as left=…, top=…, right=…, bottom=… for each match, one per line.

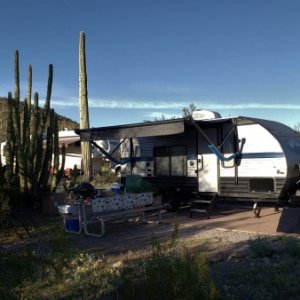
left=162, top=192, right=180, bottom=212
left=164, top=201, right=180, bottom=212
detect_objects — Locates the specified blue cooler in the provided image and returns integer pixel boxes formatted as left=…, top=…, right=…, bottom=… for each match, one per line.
left=65, top=219, right=80, bottom=232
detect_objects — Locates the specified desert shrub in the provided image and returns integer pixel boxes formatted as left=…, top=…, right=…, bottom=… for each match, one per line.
left=1, top=222, right=218, bottom=300
left=249, top=237, right=274, bottom=258
left=140, top=249, right=217, bottom=300
left=109, top=225, right=218, bottom=300
left=91, top=168, right=119, bottom=189
left=211, top=236, right=300, bottom=300
left=0, top=222, right=75, bottom=299
left=285, top=238, right=300, bottom=258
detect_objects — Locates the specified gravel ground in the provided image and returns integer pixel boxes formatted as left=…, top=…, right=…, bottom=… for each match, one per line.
left=3, top=204, right=297, bottom=258
left=68, top=206, right=274, bottom=257
left=3, top=208, right=300, bottom=300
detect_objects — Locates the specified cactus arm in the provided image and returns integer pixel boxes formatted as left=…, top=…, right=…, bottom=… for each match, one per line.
left=13, top=50, right=27, bottom=192
left=23, top=65, right=32, bottom=192
left=4, top=92, right=16, bottom=184
left=40, top=64, right=53, bottom=135
left=50, top=112, right=60, bottom=192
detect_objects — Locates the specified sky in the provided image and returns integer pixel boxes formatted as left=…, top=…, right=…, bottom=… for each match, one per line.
left=1, top=0, right=300, bottom=129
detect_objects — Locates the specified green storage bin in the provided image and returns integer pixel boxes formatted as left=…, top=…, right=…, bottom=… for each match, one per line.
left=125, top=175, right=152, bottom=193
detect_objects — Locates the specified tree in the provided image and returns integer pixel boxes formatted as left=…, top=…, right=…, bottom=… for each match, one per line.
left=293, top=122, right=300, bottom=134
left=182, top=102, right=198, bottom=117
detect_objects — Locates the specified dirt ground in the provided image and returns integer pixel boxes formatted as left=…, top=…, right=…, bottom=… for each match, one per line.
left=67, top=203, right=300, bottom=255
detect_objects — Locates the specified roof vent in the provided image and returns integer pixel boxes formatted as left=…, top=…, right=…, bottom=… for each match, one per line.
left=192, top=110, right=221, bottom=120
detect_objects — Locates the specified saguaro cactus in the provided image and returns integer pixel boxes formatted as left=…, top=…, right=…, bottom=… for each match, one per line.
left=79, top=31, right=92, bottom=181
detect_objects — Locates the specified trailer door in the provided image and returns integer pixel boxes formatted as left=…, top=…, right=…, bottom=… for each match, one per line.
left=197, top=128, right=219, bottom=192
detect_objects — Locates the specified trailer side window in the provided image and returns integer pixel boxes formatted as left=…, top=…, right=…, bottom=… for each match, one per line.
left=154, top=146, right=187, bottom=176
left=170, top=146, right=187, bottom=176
left=154, top=147, right=169, bottom=176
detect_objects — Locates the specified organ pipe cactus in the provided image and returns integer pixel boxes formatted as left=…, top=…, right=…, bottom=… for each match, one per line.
left=79, top=31, right=92, bottom=181
left=4, top=50, right=65, bottom=205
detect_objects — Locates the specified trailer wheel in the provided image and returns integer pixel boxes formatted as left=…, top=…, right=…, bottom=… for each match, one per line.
left=162, top=192, right=180, bottom=212
left=164, top=201, right=180, bottom=212
left=253, top=203, right=261, bottom=218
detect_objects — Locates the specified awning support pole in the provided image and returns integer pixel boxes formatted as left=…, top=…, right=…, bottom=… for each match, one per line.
left=188, top=117, right=239, bottom=162
left=91, top=141, right=131, bottom=165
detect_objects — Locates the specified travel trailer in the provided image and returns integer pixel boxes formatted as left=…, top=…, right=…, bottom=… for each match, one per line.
left=75, top=111, right=300, bottom=212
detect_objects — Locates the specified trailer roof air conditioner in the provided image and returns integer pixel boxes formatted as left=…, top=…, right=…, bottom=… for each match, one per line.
left=192, top=110, right=221, bottom=120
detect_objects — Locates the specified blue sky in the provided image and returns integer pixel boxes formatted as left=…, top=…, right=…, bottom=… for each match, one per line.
left=1, top=0, right=300, bottom=128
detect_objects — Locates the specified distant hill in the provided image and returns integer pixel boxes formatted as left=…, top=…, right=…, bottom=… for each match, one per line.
left=0, top=97, right=79, bottom=143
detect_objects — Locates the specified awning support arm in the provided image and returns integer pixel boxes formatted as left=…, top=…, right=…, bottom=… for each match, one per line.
left=219, top=126, right=236, bottom=149
left=188, top=117, right=215, bottom=145
left=188, top=117, right=241, bottom=162
left=110, top=138, right=126, bottom=156
left=208, top=144, right=240, bottom=161
left=91, top=141, right=131, bottom=165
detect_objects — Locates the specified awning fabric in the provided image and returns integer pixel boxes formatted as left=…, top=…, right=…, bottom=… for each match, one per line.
left=75, top=118, right=186, bottom=141
left=75, top=115, right=297, bottom=143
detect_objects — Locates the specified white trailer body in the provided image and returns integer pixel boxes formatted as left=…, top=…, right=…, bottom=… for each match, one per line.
left=76, top=113, right=300, bottom=206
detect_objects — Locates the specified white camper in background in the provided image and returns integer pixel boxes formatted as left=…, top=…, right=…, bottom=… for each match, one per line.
left=56, top=130, right=82, bottom=170
left=75, top=111, right=300, bottom=213
left=0, top=130, right=117, bottom=174
left=56, top=130, right=118, bottom=172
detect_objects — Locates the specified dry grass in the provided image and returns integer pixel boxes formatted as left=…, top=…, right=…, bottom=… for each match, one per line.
left=1, top=213, right=300, bottom=299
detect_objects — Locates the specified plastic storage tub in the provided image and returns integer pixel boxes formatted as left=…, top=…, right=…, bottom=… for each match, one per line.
left=65, top=219, right=80, bottom=232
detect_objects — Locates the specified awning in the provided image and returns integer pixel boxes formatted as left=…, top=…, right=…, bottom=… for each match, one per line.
left=75, top=115, right=297, bottom=143
left=75, top=118, right=186, bottom=141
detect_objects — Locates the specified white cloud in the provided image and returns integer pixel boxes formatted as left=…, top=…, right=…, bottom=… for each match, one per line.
left=49, top=97, right=300, bottom=111
left=88, top=99, right=188, bottom=109
left=50, top=97, right=188, bottom=109
left=2, top=79, right=300, bottom=112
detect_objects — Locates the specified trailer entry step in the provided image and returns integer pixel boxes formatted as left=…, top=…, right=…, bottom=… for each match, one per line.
left=190, top=194, right=217, bottom=219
